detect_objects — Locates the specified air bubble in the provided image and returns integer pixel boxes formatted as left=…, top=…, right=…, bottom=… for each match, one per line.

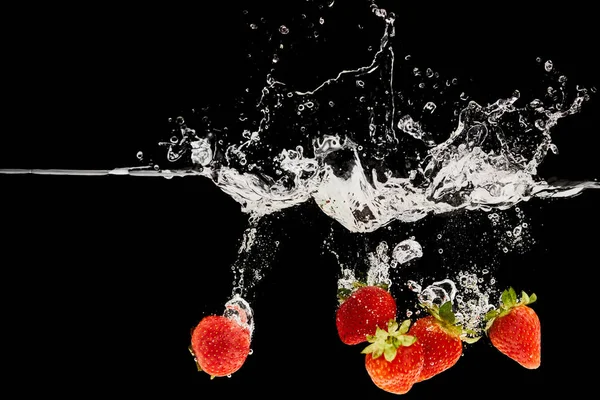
left=544, top=60, right=553, bottom=72
left=438, top=249, right=443, bottom=254
left=279, top=25, right=289, bottom=34
left=319, top=17, right=325, bottom=24
left=136, top=151, right=143, bottom=160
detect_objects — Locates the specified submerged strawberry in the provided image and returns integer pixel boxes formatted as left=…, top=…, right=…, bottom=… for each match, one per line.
left=410, top=301, right=480, bottom=382
left=189, top=315, right=251, bottom=378
left=485, top=287, right=541, bottom=369
left=336, top=284, right=397, bottom=345
left=362, top=320, right=424, bottom=395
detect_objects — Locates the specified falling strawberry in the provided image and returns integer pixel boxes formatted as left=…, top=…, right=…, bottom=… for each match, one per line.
left=485, top=287, right=541, bottom=369
left=362, top=319, right=424, bottom=395
left=410, top=301, right=480, bottom=382
left=336, top=284, right=397, bottom=345
left=189, top=315, right=251, bottom=378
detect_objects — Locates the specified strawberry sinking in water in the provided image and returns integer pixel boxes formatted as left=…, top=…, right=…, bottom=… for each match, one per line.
left=336, top=283, right=397, bottom=345
left=189, top=315, right=251, bottom=379
left=362, top=319, right=424, bottom=395
left=410, top=301, right=481, bottom=382
left=485, top=287, right=541, bottom=369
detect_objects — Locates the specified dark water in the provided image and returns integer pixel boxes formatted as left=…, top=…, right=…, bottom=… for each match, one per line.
left=2, top=1, right=599, bottom=398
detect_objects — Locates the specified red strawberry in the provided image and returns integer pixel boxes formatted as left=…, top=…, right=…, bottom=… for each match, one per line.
left=485, top=287, right=541, bottom=369
left=189, top=315, right=251, bottom=378
left=362, top=320, right=424, bottom=395
left=410, top=301, right=480, bottom=382
left=336, top=284, right=397, bottom=345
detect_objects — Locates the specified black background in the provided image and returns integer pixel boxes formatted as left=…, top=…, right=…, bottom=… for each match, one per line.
left=3, top=1, right=599, bottom=398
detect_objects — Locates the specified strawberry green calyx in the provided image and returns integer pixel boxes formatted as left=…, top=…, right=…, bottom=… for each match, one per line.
left=362, top=319, right=417, bottom=362
left=422, top=301, right=481, bottom=344
left=188, top=345, right=203, bottom=372
left=484, top=287, right=537, bottom=331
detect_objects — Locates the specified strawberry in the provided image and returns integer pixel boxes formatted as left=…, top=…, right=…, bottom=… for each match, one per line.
left=410, top=301, right=480, bottom=382
left=362, top=320, right=424, bottom=395
left=485, top=287, right=541, bottom=369
left=336, top=284, right=397, bottom=345
left=189, top=315, right=251, bottom=378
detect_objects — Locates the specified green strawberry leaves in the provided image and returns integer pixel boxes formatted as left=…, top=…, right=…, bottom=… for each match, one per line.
left=484, top=287, right=537, bottom=332
left=188, top=345, right=203, bottom=372
left=421, top=301, right=481, bottom=343
left=362, top=319, right=417, bottom=362
left=438, top=301, right=456, bottom=325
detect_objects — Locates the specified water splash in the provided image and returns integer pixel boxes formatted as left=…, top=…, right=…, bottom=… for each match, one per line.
left=2, top=2, right=597, bottom=374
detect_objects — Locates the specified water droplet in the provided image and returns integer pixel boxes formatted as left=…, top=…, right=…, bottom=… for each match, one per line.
left=373, top=8, right=387, bottom=18
left=549, top=143, right=559, bottom=154
left=437, top=234, right=442, bottom=239
left=502, top=247, right=508, bottom=253
left=438, top=248, right=443, bottom=254
left=522, top=222, right=528, bottom=228
left=406, top=310, right=413, bottom=317
left=513, top=226, right=522, bottom=237
left=426, top=68, right=434, bottom=78
left=405, top=54, right=411, bottom=60
left=460, top=92, right=469, bottom=100
left=136, top=151, right=143, bottom=160
left=407, top=280, right=422, bottom=292
left=536, top=56, right=542, bottom=63
left=419, top=83, right=426, bottom=89
left=328, top=101, right=335, bottom=107
left=250, top=23, right=258, bottom=30
left=423, top=101, right=436, bottom=113
left=559, top=75, right=567, bottom=83
left=356, top=80, right=365, bottom=88
left=153, top=165, right=160, bottom=171
left=279, top=25, right=289, bottom=34
left=544, top=60, right=553, bottom=72
left=319, top=17, right=325, bottom=24
left=413, top=67, right=420, bottom=76
left=359, top=96, right=366, bottom=102
left=249, top=349, right=253, bottom=355
left=452, top=78, right=458, bottom=85
left=534, top=119, right=545, bottom=130
left=227, top=374, right=232, bottom=378
left=506, top=231, right=512, bottom=237
left=482, top=268, right=489, bottom=274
